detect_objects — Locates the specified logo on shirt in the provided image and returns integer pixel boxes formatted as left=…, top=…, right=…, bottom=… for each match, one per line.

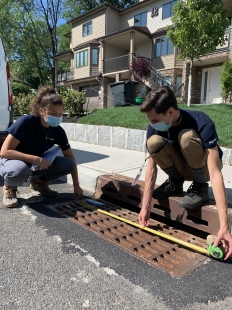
left=209, top=138, right=217, bottom=144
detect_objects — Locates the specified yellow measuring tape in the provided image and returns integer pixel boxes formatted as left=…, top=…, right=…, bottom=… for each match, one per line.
left=77, top=200, right=209, bottom=256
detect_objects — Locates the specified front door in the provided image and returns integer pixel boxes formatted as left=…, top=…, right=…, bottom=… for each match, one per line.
left=201, top=67, right=222, bottom=104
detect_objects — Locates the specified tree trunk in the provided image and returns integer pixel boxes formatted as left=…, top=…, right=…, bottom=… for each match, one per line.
left=187, top=60, right=193, bottom=107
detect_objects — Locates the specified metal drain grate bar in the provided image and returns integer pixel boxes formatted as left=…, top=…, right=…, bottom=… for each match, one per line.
left=48, top=199, right=207, bottom=277
left=95, top=174, right=232, bottom=235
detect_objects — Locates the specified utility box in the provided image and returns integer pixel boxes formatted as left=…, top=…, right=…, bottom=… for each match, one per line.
left=109, top=80, right=138, bottom=107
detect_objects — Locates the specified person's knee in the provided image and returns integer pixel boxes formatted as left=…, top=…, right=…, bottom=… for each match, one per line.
left=147, top=135, right=166, bottom=154
left=4, top=162, right=30, bottom=186
left=178, top=129, right=196, bottom=151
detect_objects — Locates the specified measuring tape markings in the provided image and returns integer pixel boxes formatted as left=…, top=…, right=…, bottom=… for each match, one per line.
left=76, top=199, right=210, bottom=256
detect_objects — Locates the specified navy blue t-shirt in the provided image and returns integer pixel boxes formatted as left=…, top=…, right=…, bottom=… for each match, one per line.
left=147, top=109, right=223, bottom=160
left=7, top=115, right=70, bottom=157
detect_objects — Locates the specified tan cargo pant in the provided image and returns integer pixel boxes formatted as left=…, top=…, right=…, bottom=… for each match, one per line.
left=147, top=129, right=211, bottom=181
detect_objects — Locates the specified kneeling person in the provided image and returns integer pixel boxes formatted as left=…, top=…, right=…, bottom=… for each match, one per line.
left=0, top=86, right=83, bottom=208
left=138, top=87, right=232, bottom=260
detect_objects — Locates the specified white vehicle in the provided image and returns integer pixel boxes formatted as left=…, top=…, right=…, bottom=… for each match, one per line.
left=0, top=37, right=13, bottom=146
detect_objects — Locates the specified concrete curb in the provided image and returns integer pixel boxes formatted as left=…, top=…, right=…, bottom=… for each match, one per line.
left=61, top=123, right=232, bottom=166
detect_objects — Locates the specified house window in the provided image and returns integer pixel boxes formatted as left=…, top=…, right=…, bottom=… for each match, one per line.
left=83, top=21, right=92, bottom=37
left=162, top=0, right=177, bottom=20
left=134, top=12, right=147, bottom=26
left=176, top=75, right=182, bottom=97
left=76, top=50, right=88, bottom=67
left=155, top=36, right=174, bottom=57
left=81, top=85, right=99, bottom=97
left=92, top=48, right=98, bottom=65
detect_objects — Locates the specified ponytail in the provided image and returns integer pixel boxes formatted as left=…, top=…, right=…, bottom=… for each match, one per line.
left=28, top=86, right=63, bottom=116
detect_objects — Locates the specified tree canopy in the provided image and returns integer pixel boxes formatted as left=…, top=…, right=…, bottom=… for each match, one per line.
left=0, top=0, right=138, bottom=88
left=167, top=0, right=229, bottom=105
left=62, top=0, right=138, bottom=21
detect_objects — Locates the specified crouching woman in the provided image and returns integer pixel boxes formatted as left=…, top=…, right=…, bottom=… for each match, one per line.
left=0, top=86, right=83, bottom=208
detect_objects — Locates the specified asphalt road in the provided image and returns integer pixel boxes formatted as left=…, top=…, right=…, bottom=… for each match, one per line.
left=1, top=179, right=232, bottom=310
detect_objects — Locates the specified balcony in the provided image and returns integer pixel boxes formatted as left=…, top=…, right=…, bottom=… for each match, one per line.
left=57, top=71, right=73, bottom=82
left=104, top=55, right=130, bottom=74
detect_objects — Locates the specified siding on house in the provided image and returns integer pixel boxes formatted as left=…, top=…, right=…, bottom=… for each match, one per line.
left=105, top=44, right=127, bottom=59
left=72, top=10, right=106, bottom=48
left=135, top=40, right=152, bottom=59
left=175, top=59, right=183, bottom=68
left=120, top=0, right=172, bottom=33
left=106, top=9, right=121, bottom=34
left=74, top=47, right=90, bottom=79
left=153, top=54, right=174, bottom=69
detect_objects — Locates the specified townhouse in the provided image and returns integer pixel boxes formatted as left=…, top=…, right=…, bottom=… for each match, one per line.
left=54, top=0, right=232, bottom=110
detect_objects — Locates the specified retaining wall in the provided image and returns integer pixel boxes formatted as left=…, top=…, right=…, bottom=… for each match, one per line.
left=61, top=123, right=232, bottom=166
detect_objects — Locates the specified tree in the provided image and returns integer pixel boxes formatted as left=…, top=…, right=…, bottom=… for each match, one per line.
left=167, top=0, right=228, bottom=106
left=0, top=0, right=64, bottom=87
left=62, top=0, right=138, bottom=20
left=220, top=59, right=232, bottom=103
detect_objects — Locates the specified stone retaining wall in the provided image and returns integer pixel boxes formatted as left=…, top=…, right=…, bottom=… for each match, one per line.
left=61, top=123, right=232, bottom=166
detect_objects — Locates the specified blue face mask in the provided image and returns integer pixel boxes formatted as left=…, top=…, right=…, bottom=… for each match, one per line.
left=45, top=115, right=62, bottom=127
left=151, top=114, right=172, bottom=132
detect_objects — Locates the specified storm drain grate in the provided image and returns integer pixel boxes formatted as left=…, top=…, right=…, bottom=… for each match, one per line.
left=47, top=199, right=208, bottom=277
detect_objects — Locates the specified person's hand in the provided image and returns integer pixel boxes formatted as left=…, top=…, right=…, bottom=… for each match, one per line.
left=214, top=228, right=232, bottom=260
left=138, top=207, right=151, bottom=227
left=74, top=184, right=83, bottom=200
left=38, top=158, right=52, bottom=170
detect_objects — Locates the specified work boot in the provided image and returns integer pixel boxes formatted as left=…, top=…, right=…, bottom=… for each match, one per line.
left=2, top=185, right=18, bottom=208
left=153, top=178, right=184, bottom=200
left=178, top=181, right=209, bottom=209
left=30, top=177, right=58, bottom=197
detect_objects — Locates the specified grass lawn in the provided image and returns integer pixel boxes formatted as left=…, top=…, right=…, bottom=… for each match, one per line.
left=78, top=104, right=232, bottom=148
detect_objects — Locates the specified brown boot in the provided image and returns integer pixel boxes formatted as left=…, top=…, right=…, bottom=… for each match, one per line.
left=30, top=177, right=58, bottom=197
left=3, top=185, right=18, bottom=208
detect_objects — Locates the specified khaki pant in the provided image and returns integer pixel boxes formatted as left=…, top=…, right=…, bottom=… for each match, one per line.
left=147, top=129, right=211, bottom=181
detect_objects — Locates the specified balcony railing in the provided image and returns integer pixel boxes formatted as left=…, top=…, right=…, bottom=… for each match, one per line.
left=104, top=55, right=130, bottom=74
left=57, top=71, right=72, bottom=82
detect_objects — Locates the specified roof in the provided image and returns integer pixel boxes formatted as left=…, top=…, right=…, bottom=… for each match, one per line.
left=67, top=3, right=120, bottom=24
left=54, top=49, right=73, bottom=58
left=152, top=25, right=174, bottom=37
left=98, top=26, right=151, bottom=40
left=67, top=0, right=154, bottom=24
left=73, top=39, right=100, bottom=51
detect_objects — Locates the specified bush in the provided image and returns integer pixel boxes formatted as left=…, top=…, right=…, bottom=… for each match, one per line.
left=12, top=82, right=31, bottom=96
left=220, top=59, right=232, bottom=102
left=59, top=88, right=86, bottom=117
left=128, top=56, right=151, bottom=81
left=13, top=93, right=34, bottom=115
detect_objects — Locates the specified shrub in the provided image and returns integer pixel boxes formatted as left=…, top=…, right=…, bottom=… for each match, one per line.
left=59, top=88, right=86, bottom=117
left=13, top=93, right=34, bottom=115
left=128, top=56, right=151, bottom=81
left=220, top=59, right=232, bottom=102
left=12, top=82, right=31, bottom=96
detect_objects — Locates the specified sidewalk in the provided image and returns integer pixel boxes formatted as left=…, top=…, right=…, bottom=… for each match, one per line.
left=61, top=141, right=232, bottom=204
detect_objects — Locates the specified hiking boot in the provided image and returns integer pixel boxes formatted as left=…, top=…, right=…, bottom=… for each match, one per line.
left=178, top=181, right=209, bottom=209
left=2, top=185, right=18, bottom=208
left=153, top=178, right=184, bottom=200
left=30, top=177, right=58, bottom=197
